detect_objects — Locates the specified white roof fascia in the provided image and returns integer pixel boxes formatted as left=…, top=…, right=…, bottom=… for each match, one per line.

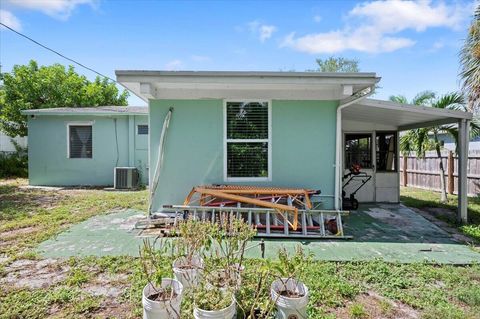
left=115, top=70, right=380, bottom=101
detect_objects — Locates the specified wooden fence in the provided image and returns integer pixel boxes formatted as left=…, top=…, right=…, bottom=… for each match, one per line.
left=400, top=150, right=480, bottom=196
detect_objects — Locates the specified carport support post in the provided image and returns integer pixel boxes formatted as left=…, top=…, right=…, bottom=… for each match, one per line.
left=458, top=119, right=469, bottom=224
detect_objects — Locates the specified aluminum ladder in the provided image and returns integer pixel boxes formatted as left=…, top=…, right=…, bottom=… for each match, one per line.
left=159, top=205, right=351, bottom=239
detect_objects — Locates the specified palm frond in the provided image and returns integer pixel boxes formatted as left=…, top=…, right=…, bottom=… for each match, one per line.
left=389, top=95, right=408, bottom=104
left=412, top=90, right=435, bottom=106
left=431, top=92, right=465, bottom=110
left=459, top=4, right=480, bottom=111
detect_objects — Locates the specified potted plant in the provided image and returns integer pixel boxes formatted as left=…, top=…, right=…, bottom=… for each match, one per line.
left=172, top=219, right=212, bottom=288
left=204, top=262, right=245, bottom=292
left=204, top=217, right=256, bottom=291
left=235, top=260, right=276, bottom=319
left=140, top=239, right=184, bottom=319
left=270, top=247, right=310, bottom=319
left=193, top=285, right=236, bottom=319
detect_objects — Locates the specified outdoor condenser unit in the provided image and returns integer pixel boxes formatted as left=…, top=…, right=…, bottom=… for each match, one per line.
left=114, top=167, right=139, bottom=189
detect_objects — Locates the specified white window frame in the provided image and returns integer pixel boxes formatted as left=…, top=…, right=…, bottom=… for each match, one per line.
left=66, top=121, right=94, bottom=159
left=137, top=124, right=149, bottom=135
left=223, top=99, right=272, bottom=182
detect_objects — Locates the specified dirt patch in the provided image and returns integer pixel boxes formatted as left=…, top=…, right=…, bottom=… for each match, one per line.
left=1, top=226, right=40, bottom=240
left=81, top=272, right=129, bottom=298
left=0, top=258, right=70, bottom=289
left=90, top=298, right=135, bottom=319
left=332, top=291, right=419, bottom=319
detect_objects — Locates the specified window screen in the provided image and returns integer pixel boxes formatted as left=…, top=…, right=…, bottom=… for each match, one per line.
left=376, top=132, right=397, bottom=172
left=345, top=134, right=372, bottom=169
left=137, top=125, right=148, bottom=135
left=69, top=125, right=92, bottom=158
left=226, top=101, right=269, bottom=178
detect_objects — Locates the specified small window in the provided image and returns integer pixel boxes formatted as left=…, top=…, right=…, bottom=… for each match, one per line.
left=137, top=125, right=148, bottom=135
left=225, top=101, right=270, bottom=179
left=69, top=125, right=92, bottom=158
left=345, top=133, right=372, bottom=169
left=376, top=132, right=397, bottom=172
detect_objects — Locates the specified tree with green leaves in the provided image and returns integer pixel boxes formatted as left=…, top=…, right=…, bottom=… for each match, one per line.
left=391, top=92, right=479, bottom=203
left=460, top=4, right=480, bottom=112
left=0, top=60, right=129, bottom=137
left=313, top=56, right=359, bottom=73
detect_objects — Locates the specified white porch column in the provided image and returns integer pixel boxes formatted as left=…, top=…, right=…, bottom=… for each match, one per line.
left=458, top=119, right=470, bottom=223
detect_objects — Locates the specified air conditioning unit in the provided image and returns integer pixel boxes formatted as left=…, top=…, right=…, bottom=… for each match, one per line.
left=114, top=167, right=139, bottom=189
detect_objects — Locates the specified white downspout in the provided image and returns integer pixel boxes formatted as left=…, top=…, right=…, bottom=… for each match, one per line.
left=334, top=87, right=375, bottom=210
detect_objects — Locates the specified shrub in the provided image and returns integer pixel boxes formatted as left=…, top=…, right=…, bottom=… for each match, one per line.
left=0, top=140, right=28, bottom=178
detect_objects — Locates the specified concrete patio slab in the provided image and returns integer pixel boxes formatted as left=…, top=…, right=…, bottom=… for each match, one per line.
left=37, top=205, right=480, bottom=264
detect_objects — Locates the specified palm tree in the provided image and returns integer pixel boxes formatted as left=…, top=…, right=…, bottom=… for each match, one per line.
left=460, top=5, right=480, bottom=112
left=390, top=92, right=479, bottom=203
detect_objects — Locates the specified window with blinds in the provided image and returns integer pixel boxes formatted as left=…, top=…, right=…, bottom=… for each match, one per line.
left=69, top=125, right=92, bottom=158
left=225, top=101, right=270, bottom=179
left=137, top=124, right=149, bottom=135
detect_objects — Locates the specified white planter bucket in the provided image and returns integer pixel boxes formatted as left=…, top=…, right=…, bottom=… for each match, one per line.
left=271, top=278, right=309, bottom=319
left=193, top=298, right=236, bottom=319
left=142, top=279, right=183, bottom=319
left=173, top=255, right=203, bottom=288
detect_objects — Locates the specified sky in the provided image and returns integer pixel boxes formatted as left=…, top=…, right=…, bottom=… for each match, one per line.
left=0, top=0, right=476, bottom=106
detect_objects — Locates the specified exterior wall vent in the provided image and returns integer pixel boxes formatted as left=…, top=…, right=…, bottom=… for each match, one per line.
left=114, top=167, right=139, bottom=189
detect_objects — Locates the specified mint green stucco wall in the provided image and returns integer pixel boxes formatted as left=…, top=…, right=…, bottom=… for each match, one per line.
left=27, top=114, right=148, bottom=186
left=149, top=99, right=337, bottom=211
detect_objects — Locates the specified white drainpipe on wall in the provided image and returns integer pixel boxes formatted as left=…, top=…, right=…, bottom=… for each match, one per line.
left=334, top=87, right=375, bottom=210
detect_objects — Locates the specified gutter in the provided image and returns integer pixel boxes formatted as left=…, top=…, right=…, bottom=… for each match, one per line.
left=334, top=86, right=375, bottom=210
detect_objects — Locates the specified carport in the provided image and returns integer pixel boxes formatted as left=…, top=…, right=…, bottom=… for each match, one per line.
left=336, top=97, right=473, bottom=223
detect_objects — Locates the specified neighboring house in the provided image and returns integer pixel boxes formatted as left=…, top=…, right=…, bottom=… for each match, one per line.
left=0, top=131, right=27, bottom=153
left=22, top=106, right=148, bottom=186
left=115, top=71, right=472, bottom=221
left=436, top=132, right=480, bottom=151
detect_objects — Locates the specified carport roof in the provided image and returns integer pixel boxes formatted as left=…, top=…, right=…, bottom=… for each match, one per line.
left=344, top=98, right=473, bottom=130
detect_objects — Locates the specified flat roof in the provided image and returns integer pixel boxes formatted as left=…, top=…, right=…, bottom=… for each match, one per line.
left=116, top=70, right=380, bottom=101
left=22, top=106, right=147, bottom=116
left=115, top=70, right=379, bottom=79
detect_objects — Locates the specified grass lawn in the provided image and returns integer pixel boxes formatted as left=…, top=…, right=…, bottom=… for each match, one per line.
left=0, top=179, right=479, bottom=318
left=401, top=187, right=480, bottom=241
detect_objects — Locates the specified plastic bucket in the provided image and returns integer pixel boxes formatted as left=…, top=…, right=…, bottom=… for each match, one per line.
left=172, top=255, right=203, bottom=288
left=142, top=279, right=183, bottom=319
left=193, top=298, right=236, bottom=319
left=270, top=278, right=309, bottom=319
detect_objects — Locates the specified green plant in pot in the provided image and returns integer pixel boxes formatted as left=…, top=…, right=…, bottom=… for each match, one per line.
left=270, top=246, right=311, bottom=319
left=140, top=239, right=183, bottom=319
left=235, top=259, right=276, bottom=318
left=204, top=217, right=256, bottom=291
left=193, top=284, right=236, bottom=319
left=172, top=218, right=213, bottom=288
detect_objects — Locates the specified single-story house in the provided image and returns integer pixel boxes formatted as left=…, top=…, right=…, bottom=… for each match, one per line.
left=22, top=106, right=148, bottom=186
left=115, top=71, right=472, bottom=223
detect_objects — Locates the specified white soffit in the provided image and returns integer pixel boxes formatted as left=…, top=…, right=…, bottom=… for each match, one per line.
left=344, top=99, right=472, bottom=130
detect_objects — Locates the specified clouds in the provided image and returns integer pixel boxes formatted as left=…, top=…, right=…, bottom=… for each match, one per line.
left=1, top=0, right=95, bottom=31
left=0, top=9, right=21, bottom=31
left=282, top=0, right=472, bottom=54
left=247, top=20, right=277, bottom=42
left=6, top=0, right=96, bottom=20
